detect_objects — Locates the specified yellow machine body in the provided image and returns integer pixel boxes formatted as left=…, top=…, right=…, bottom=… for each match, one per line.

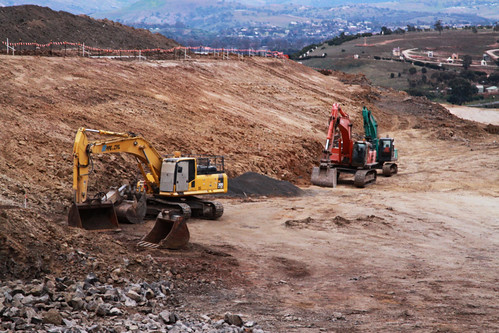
left=70, top=128, right=227, bottom=230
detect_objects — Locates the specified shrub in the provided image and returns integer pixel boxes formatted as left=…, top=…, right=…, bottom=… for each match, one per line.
left=447, top=78, right=478, bottom=105
left=425, top=63, right=440, bottom=70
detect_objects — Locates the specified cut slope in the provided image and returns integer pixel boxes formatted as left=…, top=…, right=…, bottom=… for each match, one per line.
left=0, top=5, right=179, bottom=49
left=0, top=55, right=487, bottom=213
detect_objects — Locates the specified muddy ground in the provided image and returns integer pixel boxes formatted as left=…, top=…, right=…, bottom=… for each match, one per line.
left=0, top=54, right=498, bottom=332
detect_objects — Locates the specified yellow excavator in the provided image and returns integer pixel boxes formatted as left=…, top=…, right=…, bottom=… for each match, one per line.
left=68, top=128, right=228, bottom=248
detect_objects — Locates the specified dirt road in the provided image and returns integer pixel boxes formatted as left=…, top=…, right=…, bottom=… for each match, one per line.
left=444, top=104, right=499, bottom=126
left=119, top=130, right=499, bottom=332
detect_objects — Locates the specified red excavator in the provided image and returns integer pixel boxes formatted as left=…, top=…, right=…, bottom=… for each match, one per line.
left=311, top=103, right=378, bottom=188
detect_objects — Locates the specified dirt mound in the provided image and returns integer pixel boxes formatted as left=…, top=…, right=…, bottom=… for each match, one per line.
left=0, top=5, right=178, bottom=49
left=485, top=124, right=499, bottom=135
left=226, top=172, right=304, bottom=197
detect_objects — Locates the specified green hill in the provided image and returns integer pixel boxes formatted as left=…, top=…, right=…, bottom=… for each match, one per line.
left=300, top=28, right=499, bottom=94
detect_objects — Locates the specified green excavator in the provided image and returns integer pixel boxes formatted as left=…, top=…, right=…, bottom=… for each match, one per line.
left=362, top=107, right=398, bottom=176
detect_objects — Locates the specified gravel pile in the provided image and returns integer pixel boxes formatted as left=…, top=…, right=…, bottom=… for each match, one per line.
left=0, top=274, right=265, bottom=333
left=226, top=172, right=304, bottom=198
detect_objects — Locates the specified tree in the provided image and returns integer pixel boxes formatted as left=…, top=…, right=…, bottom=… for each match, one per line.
left=460, top=70, right=476, bottom=81
left=421, top=67, right=427, bottom=74
left=447, top=78, right=478, bottom=105
left=390, top=73, right=395, bottom=78
left=486, top=71, right=499, bottom=85
left=472, top=26, right=478, bottom=33
left=409, top=67, right=417, bottom=75
left=381, top=26, right=392, bottom=35
left=407, top=25, right=416, bottom=32
left=434, top=20, right=443, bottom=34
left=494, top=24, right=499, bottom=32
left=462, top=55, right=472, bottom=70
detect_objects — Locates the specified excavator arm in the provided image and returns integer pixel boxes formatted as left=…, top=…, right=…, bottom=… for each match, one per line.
left=72, top=128, right=163, bottom=203
left=362, top=106, right=379, bottom=152
left=322, top=103, right=353, bottom=164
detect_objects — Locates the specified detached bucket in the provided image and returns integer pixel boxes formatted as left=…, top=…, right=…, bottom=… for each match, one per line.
left=68, top=200, right=119, bottom=230
left=115, top=194, right=147, bottom=224
left=137, top=211, right=190, bottom=250
left=311, top=166, right=337, bottom=187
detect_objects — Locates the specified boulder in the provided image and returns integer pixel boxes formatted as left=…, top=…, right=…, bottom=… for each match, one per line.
left=42, top=309, right=63, bottom=325
left=159, top=310, right=177, bottom=324
left=224, top=313, right=244, bottom=327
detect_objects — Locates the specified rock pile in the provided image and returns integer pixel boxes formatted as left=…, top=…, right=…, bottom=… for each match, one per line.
left=0, top=273, right=266, bottom=333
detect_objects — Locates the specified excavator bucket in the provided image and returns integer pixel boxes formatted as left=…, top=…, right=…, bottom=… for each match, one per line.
left=68, top=201, right=119, bottom=230
left=137, top=211, right=190, bottom=250
left=114, top=194, right=147, bottom=224
left=311, top=166, right=337, bottom=188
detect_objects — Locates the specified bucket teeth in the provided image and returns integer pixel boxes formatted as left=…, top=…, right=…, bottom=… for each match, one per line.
left=137, top=241, right=160, bottom=249
left=139, top=210, right=190, bottom=250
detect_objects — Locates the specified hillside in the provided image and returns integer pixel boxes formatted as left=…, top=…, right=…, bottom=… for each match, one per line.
left=301, top=29, right=499, bottom=91
left=0, top=5, right=178, bottom=49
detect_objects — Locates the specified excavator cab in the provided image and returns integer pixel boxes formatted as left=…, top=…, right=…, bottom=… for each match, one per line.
left=378, top=138, right=397, bottom=162
left=352, top=142, right=368, bottom=167
left=159, top=158, right=196, bottom=193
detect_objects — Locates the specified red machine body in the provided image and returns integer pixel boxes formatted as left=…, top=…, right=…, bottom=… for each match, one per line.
left=311, top=103, right=378, bottom=188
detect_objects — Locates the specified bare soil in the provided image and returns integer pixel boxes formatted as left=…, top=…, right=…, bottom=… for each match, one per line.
left=0, top=5, right=178, bottom=50
left=0, top=54, right=498, bottom=332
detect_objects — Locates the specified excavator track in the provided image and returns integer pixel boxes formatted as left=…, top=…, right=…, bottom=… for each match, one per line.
left=146, top=197, right=224, bottom=220
left=382, top=163, right=398, bottom=177
left=210, top=201, right=224, bottom=219
left=146, top=198, right=192, bottom=219
left=354, top=169, right=377, bottom=188
left=187, top=198, right=224, bottom=220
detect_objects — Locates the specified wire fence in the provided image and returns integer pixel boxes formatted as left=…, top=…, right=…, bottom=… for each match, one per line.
left=0, top=39, right=287, bottom=60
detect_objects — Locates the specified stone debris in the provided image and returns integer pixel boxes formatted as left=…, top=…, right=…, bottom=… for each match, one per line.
left=0, top=275, right=267, bottom=332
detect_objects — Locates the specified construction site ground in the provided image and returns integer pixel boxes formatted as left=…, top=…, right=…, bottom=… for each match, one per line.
left=0, top=54, right=498, bottom=332
left=119, top=130, right=499, bottom=332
